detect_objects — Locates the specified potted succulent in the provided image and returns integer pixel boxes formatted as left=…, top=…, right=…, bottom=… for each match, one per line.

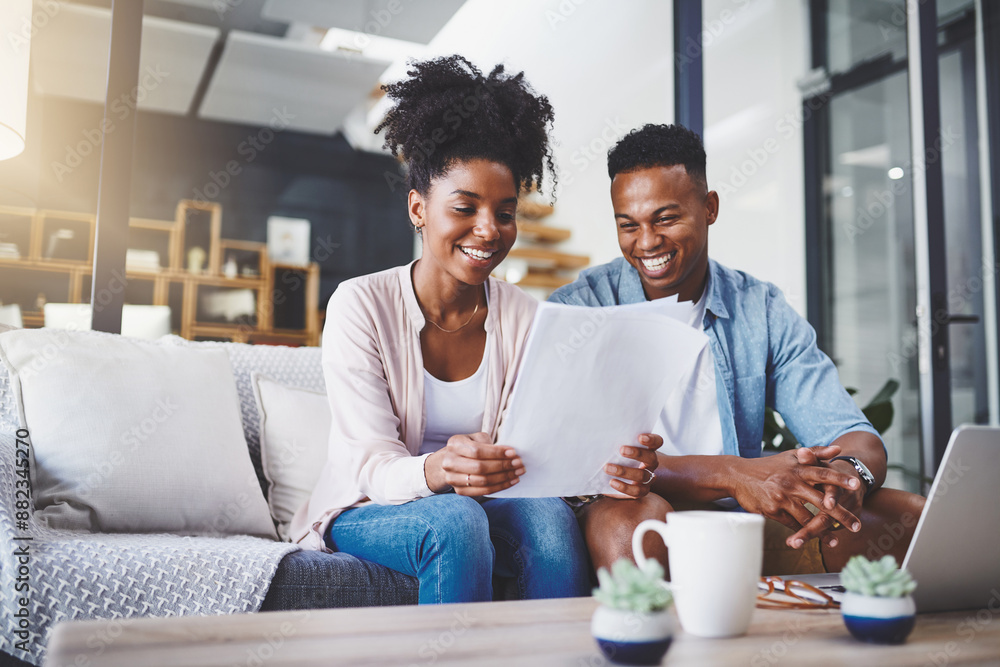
left=840, top=554, right=918, bottom=644
left=591, top=558, right=673, bottom=666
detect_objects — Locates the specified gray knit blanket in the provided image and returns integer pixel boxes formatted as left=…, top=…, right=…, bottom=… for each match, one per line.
left=0, top=335, right=324, bottom=665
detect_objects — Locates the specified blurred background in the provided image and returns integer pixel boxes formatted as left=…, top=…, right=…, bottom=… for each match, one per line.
left=0, top=0, right=997, bottom=490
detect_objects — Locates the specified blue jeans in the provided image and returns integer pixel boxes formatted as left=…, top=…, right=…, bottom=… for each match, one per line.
left=326, top=494, right=591, bottom=604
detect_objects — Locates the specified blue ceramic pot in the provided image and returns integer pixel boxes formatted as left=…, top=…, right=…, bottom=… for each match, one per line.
left=591, top=605, right=672, bottom=666
left=841, top=592, right=916, bottom=644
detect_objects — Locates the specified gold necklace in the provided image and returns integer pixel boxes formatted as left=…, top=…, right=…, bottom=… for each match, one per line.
left=424, top=291, right=481, bottom=333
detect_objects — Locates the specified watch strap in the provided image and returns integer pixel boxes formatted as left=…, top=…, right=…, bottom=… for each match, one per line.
left=830, top=455, right=874, bottom=495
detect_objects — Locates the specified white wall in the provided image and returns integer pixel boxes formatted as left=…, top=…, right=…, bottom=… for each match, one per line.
left=703, top=0, right=810, bottom=313
left=409, top=0, right=675, bottom=268
left=397, top=0, right=810, bottom=310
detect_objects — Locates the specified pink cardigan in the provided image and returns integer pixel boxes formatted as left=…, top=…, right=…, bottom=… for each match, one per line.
left=290, top=262, right=538, bottom=550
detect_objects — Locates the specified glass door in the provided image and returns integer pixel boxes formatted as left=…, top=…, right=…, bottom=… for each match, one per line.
left=807, top=0, right=994, bottom=491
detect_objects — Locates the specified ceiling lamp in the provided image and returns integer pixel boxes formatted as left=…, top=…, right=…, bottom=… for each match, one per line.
left=0, top=0, right=34, bottom=161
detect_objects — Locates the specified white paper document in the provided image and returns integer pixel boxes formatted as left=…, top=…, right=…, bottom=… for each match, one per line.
left=490, top=299, right=714, bottom=498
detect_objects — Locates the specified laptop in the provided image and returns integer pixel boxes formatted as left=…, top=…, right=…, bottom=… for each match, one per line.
left=773, top=425, right=1000, bottom=612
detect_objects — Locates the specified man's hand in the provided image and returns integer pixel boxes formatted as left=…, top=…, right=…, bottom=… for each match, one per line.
left=603, top=434, right=664, bottom=499
left=786, top=448, right=865, bottom=548
left=728, top=445, right=862, bottom=543
left=424, top=432, right=525, bottom=496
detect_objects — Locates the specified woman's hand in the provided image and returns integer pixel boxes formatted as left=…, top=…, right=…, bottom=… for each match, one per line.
left=424, top=432, right=525, bottom=496
left=603, top=434, right=664, bottom=499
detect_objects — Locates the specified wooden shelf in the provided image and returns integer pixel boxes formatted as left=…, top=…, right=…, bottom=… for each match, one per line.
left=507, top=247, right=590, bottom=270
left=495, top=199, right=589, bottom=297
left=517, top=199, right=555, bottom=220
left=516, top=220, right=571, bottom=243
left=0, top=204, right=320, bottom=346
left=514, top=273, right=574, bottom=290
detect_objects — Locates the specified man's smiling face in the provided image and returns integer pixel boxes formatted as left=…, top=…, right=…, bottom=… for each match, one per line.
left=611, top=164, right=719, bottom=302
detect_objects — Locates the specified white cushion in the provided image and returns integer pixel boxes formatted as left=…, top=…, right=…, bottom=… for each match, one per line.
left=252, top=374, right=329, bottom=540
left=0, top=304, right=22, bottom=328
left=0, top=328, right=277, bottom=538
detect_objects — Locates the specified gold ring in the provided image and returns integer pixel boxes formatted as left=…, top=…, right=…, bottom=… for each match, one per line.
left=641, top=468, right=655, bottom=485
left=466, top=473, right=471, bottom=487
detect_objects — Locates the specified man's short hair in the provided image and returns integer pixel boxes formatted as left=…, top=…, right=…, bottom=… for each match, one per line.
left=607, top=123, right=707, bottom=190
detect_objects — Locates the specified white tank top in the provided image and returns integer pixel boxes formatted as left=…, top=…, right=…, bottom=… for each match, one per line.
left=420, top=338, right=490, bottom=455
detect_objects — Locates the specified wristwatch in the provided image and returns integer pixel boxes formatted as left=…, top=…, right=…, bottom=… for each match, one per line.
left=831, top=456, right=875, bottom=496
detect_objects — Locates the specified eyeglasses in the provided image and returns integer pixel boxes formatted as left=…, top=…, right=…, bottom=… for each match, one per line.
left=756, top=576, right=841, bottom=610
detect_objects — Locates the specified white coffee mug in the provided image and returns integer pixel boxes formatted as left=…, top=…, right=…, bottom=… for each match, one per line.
left=632, top=511, right=764, bottom=638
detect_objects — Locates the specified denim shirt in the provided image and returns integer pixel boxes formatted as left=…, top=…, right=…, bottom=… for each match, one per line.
left=549, top=257, right=881, bottom=459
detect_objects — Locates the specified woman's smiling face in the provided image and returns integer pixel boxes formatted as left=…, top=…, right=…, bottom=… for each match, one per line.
left=409, top=158, right=519, bottom=287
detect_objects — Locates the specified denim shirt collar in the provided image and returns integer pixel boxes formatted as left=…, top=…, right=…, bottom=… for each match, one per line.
left=614, top=257, right=730, bottom=324
left=704, top=260, right=730, bottom=321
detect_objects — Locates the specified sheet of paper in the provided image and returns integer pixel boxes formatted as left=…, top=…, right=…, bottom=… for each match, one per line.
left=490, top=299, right=712, bottom=498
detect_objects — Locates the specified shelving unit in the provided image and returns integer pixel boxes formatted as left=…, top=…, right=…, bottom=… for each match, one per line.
left=0, top=201, right=320, bottom=346
left=494, top=197, right=589, bottom=295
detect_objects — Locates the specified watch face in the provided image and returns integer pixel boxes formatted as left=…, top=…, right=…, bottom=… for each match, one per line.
left=851, top=457, right=874, bottom=487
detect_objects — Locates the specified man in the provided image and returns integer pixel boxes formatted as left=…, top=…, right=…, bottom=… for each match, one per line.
left=551, top=123, right=925, bottom=575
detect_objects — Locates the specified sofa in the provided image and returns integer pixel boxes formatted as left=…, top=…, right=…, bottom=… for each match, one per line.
left=0, top=327, right=422, bottom=667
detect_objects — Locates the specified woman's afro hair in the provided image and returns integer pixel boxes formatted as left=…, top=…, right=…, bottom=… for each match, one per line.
left=375, top=55, right=556, bottom=197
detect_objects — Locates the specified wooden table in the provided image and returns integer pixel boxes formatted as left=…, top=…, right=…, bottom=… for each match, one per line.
left=44, top=597, right=1000, bottom=666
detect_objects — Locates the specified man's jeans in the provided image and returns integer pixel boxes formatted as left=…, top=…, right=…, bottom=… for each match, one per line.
left=327, top=494, right=591, bottom=604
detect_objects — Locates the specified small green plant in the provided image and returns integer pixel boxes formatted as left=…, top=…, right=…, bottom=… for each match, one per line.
left=841, top=555, right=917, bottom=598
left=593, top=558, right=673, bottom=613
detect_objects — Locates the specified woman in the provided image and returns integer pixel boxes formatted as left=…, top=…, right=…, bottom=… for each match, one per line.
left=290, top=56, right=657, bottom=603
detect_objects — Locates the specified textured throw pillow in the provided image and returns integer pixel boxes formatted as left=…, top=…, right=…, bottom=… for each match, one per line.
left=0, top=328, right=277, bottom=538
left=251, top=374, right=330, bottom=540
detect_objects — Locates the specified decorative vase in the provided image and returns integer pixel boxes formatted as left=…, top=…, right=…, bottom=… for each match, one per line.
left=841, top=592, right=916, bottom=644
left=591, top=605, right=672, bottom=666
left=187, top=246, right=206, bottom=274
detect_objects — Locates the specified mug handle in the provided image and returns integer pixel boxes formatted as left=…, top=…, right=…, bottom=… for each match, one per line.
left=632, top=519, right=670, bottom=574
